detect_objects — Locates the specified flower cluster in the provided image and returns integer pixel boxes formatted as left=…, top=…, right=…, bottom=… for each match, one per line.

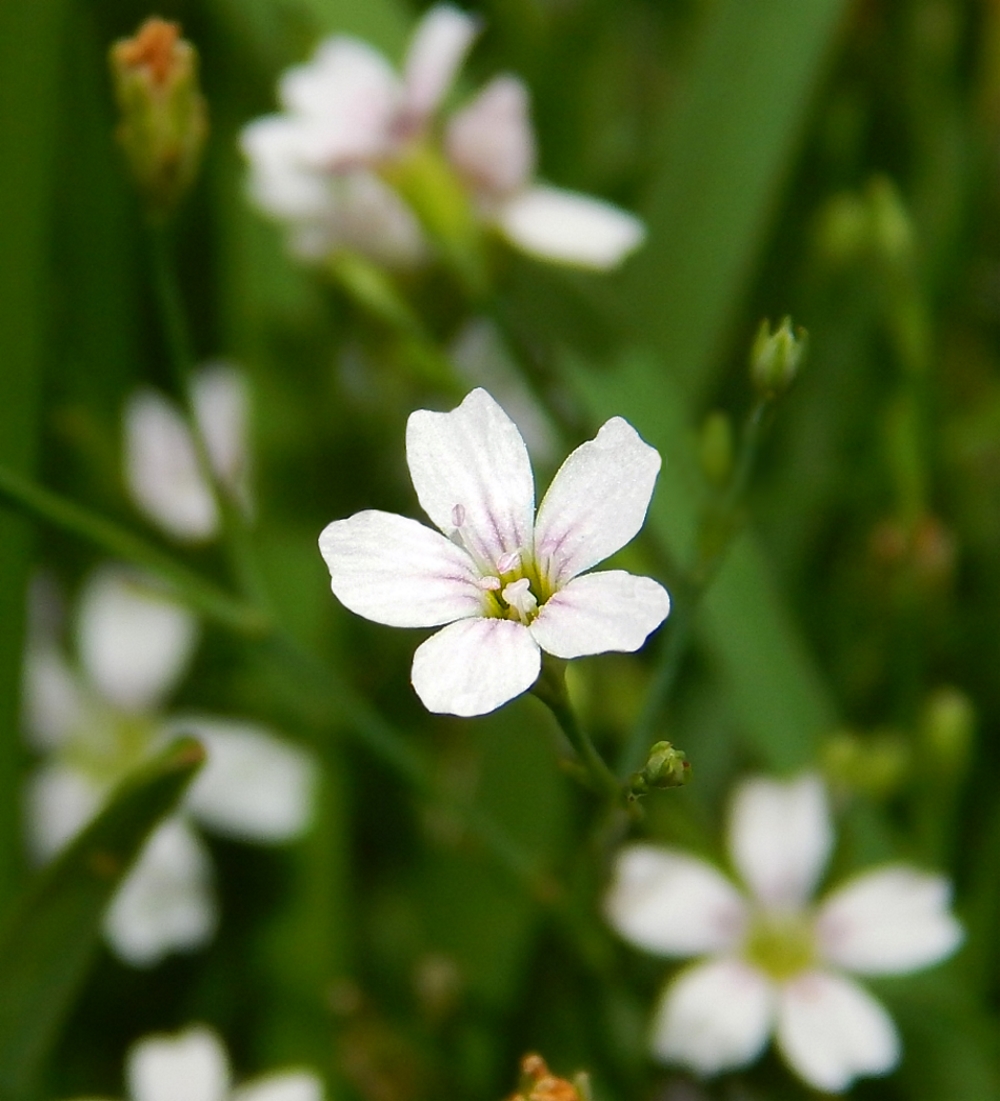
left=604, top=774, right=963, bottom=1092
left=23, top=567, right=316, bottom=966
left=63, top=1024, right=322, bottom=1101
left=319, top=388, right=670, bottom=716
left=241, top=4, right=645, bottom=270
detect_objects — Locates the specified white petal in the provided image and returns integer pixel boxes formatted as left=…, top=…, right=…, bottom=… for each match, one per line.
left=103, top=818, right=217, bottom=967
left=233, top=1071, right=324, bottom=1101
left=318, top=171, right=427, bottom=267
left=534, top=417, right=661, bottom=586
left=76, top=568, right=198, bottom=714
left=651, top=959, right=775, bottom=1075
left=25, top=764, right=103, bottom=862
left=530, top=570, right=670, bottom=659
left=241, top=116, right=334, bottom=221
left=319, top=510, right=485, bottom=627
left=177, top=718, right=317, bottom=843
left=776, top=971, right=899, bottom=1093
left=728, top=773, right=832, bottom=911
left=406, top=388, right=535, bottom=569
left=127, top=1025, right=230, bottom=1101
left=125, top=389, right=218, bottom=542
left=446, top=75, right=535, bottom=199
left=279, top=37, right=400, bottom=164
left=816, top=865, right=963, bottom=976
left=193, top=363, right=252, bottom=513
left=411, top=617, right=540, bottom=716
left=497, top=184, right=646, bottom=269
left=22, top=644, right=85, bottom=750
left=402, top=4, right=479, bottom=123
left=604, top=844, right=748, bottom=957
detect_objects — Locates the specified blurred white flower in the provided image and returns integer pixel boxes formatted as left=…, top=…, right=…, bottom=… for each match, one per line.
left=445, top=74, right=645, bottom=269
left=23, top=566, right=317, bottom=967
left=319, top=387, right=670, bottom=717
left=240, top=4, right=478, bottom=265
left=124, top=362, right=252, bottom=543
left=65, top=1024, right=323, bottom=1101
left=605, top=774, right=963, bottom=1093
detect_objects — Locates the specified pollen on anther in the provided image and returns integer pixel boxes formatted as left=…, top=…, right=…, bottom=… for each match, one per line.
left=496, top=549, right=521, bottom=574
left=479, top=576, right=501, bottom=591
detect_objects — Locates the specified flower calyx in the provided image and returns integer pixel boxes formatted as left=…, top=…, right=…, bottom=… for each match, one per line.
left=628, top=740, right=691, bottom=800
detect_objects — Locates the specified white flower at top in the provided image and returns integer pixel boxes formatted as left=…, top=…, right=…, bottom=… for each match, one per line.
left=63, top=1023, right=323, bottom=1101
left=604, top=774, right=963, bottom=1093
left=124, top=362, right=251, bottom=543
left=240, top=4, right=644, bottom=270
left=318, top=387, right=670, bottom=717
left=23, top=566, right=317, bottom=967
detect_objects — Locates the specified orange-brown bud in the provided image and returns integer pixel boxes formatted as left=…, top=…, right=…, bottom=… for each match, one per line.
left=509, top=1054, right=587, bottom=1101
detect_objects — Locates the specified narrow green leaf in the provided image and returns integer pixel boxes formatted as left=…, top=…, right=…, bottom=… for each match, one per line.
left=0, top=738, right=205, bottom=1101
left=624, top=0, right=849, bottom=403
left=0, top=0, right=69, bottom=927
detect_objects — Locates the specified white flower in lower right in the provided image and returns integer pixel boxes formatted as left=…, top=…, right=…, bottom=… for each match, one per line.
left=604, top=774, right=963, bottom=1093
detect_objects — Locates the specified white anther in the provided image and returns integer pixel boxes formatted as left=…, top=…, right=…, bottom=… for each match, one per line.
left=496, top=549, right=522, bottom=574
left=502, top=578, right=538, bottom=622
left=479, top=576, right=501, bottom=591
left=451, top=503, right=466, bottom=528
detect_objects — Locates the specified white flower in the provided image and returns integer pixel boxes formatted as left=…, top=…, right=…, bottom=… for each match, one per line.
left=445, top=74, right=646, bottom=269
left=318, top=388, right=670, bottom=717
left=63, top=1024, right=323, bottom=1101
left=604, top=774, right=963, bottom=1093
left=240, top=4, right=478, bottom=266
left=23, top=566, right=317, bottom=967
left=124, top=363, right=252, bottom=543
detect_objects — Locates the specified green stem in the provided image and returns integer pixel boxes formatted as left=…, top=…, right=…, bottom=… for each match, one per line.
left=0, top=463, right=268, bottom=637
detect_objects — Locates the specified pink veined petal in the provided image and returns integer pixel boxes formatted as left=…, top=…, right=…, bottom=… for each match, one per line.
left=816, top=865, right=963, bottom=976
left=529, top=570, right=670, bottom=659
left=104, top=818, right=217, bottom=968
left=410, top=618, right=540, bottom=716
left=127, top=1024, right=230, bottom=1101
left=76, top=567, right=198, bottom=714
left=776, top=971, right=899, bottom=1093
left=278, top=37, right=401, bottom=164
left=232, top=1071, right=325, bottom=1101
left=604, top=844, right=748, bottom=957
left=319, top=510, right=485, bottom=628
left=177, top=717, right=317, bottom=843
left=650, top=958, right=775, bottom=1075
left=192, top=364, right=252, bottom=514
left=402, top=4, right=480, bottom=124
left=445, top=75, right=536, bottom=200
left=728, top=773, right=832, bottom=912
left=405, top=388, right=535, bottom=570
left=534, top=417, right=661, bottom=587
left=496, top=184, right=646, bottom=269
left=125, top=388, right=218, bottom=542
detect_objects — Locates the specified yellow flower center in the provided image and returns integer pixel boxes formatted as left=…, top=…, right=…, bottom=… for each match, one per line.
left=61, top=705, right=158, bottom=789
left=742, top=910, right=816, bottom=981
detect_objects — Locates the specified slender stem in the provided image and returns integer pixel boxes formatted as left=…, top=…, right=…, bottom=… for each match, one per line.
left=0, top=462, right=268, bottom=636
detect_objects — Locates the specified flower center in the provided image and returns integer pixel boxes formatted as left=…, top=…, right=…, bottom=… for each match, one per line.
left=742, top=910, right=816, bottom=982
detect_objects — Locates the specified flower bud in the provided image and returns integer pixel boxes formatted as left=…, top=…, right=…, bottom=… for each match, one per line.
left=920, top=686, right=974, bottom=780
left=628, top=740, right=691, bottom=800
left=749, top=317, right=807, bottom=398
left=821, top=728, right=910, bottom=799
left=699, top=410, right=734, bottom=489
left=508, top=1054, right=590, bottom=1101
left=109, top=18, right=208, bottom=218
left=867, top=175, right=915, bottom=269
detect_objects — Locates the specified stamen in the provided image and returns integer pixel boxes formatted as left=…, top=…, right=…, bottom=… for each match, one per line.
left=496, top=549, right=522, bottom=575
left=502, top=578, right=538, bottom=622
left=451, top=503, right=466, bottom=528
left=478, top=576, right=501, bottom=591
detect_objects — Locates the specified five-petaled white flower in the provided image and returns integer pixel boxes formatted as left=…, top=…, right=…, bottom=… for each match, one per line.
left=240, top=4, right=644, bottom=270
left=124, top=362, right=252, bottom=543
left=605, top=774, right=963, bottom=1093
left=23, top=566, right=316, bottom=967
left=63, top=1024, right=322, bottom=1101
left=318, top=388, right=671, bottom=717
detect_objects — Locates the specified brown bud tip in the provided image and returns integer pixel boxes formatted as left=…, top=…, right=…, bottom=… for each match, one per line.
left=113, top=18, right=181, bottom=87
left=512, top=1054, right=582, bottom=1101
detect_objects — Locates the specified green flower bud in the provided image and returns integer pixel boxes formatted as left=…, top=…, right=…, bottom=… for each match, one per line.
left=822, top=728, right=910, bottom=799
left=628, top=740, right=691, bottom=800
left=921, top=686, right=974, bottom=780
left=816, top=191, right=869, bottom=266
left=867, top=175, right=915, bottom=269
left=109, top=18, right=208, bottom=218
left=750, top=317, right=807, bottom=398
left=699, top=410, right=734, bottom=489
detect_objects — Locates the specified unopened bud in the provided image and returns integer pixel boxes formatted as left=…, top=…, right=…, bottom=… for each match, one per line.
left=109, top=18, right=208, bottom=217
left=867, top=175, right=915, bottom=269
left=699, top=410, right=734, bottom=489
left=921, top=686, right=974, bottom=779
left=628, top=740, right=691, bottom=800
left=816, top=191, right=869, bottom=266
left=750, top=317, right=807, bottom=398
left=822, top=728, right=910, bottom=798
left=509, top=1054, right=589, bottom=1101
